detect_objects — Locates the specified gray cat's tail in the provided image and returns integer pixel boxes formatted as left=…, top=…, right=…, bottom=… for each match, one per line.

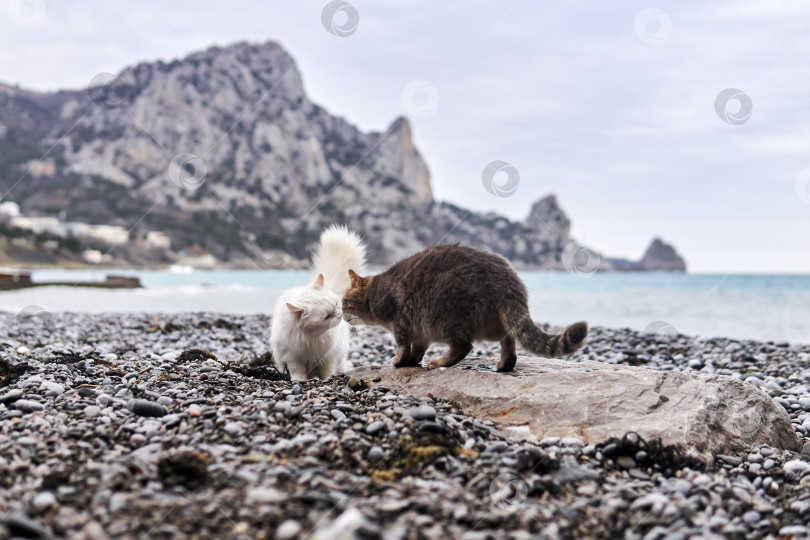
left=510, top=317, right=588, bottom=358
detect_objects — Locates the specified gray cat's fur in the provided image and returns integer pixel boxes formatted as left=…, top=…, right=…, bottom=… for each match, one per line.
left=343, top=244, right=588, bottom=371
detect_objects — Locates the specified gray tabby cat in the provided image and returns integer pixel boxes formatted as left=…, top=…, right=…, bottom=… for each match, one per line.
left=342, top=244, right=588, bottom=371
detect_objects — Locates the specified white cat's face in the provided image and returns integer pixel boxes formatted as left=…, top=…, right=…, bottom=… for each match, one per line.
left=285, top=274, right=344, bottom=335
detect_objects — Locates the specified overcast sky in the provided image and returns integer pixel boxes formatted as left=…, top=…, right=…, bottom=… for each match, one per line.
left=1, top=0, right=808, bottom=272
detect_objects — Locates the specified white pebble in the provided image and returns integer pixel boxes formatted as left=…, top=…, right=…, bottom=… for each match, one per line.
left=32, top=491, right=56, bottom=510
left=245, top=487, right=284, bottom=504
left=276, top=520, right=302, bottom=540
left=109, top=493, right=128, bottom=513
left=84, top=406, right=101, bottom=418
left=561, top=436, right=584, bottom=447
left=784, top=459, right=810, bottom=476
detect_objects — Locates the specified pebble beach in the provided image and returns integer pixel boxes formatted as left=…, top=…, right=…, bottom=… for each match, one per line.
left=2, top=312, right=810, bottom=539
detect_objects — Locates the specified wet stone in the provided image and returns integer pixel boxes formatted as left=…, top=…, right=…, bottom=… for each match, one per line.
left=127, top=399, right=166, bottom=417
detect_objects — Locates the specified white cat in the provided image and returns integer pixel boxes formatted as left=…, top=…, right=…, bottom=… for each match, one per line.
left=270, top=225, right=367, bottom=381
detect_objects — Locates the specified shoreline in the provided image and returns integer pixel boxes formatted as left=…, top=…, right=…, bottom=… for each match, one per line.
left=2, top=313, right=810, bottom=538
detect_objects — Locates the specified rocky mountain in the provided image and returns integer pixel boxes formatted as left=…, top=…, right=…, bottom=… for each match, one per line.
left=0, top=40, right=684, bottom=271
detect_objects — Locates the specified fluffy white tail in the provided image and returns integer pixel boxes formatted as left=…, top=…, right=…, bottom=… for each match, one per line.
left=311, top=225, right=367, bottom=295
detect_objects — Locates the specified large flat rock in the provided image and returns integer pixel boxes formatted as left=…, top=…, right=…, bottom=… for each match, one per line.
left=350, top=357, right=800, bottom=463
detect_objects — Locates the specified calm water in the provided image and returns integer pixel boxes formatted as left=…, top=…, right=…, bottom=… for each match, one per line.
left=1, top=270, right=808, bottom=344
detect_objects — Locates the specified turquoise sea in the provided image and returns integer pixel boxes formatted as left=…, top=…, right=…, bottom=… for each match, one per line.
left=1, top=270, right=808, bottom=344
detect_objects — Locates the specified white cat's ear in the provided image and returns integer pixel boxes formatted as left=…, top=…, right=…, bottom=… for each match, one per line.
left=313, top=274, right=325, bottom=290
left=286, top=303, right=304, bottom=319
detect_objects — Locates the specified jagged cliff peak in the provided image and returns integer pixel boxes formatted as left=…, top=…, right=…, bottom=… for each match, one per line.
left=637, top=238, right=687, bottom=272
left=524, top=195, right=571, bottom=250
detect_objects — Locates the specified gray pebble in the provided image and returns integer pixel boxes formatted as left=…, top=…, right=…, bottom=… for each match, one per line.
left=14, top=399, right=45, bottom=413
left=0, top=389, right=23, bottom=404
left=41, top=381, right=64, bottom=396
left=84, top=405, right=101, bottom=418
left=368, top=446, right=384, bottom=461
left=742, top=510, right=761, bottom=524
left=561, top=436, right=584, bottom=447
left=6, top=515, right=48, bottom=538
left=130, top=433, right=147, bottom=445
left=109, top=493, right=128, bottom=513
left=716, top=454, right=742, bottom=467
left=600, top=443, right=618, bottom=457
left=616, top=456, right=636, bottom=469
left=366, top=421, right=386, bottom=435
left=157, top=396, right=173, bottom=407
left=127, top=399, right=166, bottom=417
left=780, top=525, right=810, bottom=537
left=409, top=405, right=436, bottom=421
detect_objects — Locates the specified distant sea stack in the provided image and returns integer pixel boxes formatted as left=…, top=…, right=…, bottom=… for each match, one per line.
left=636, top=238, right=687, bottom=272
left=0, top=40, right=685, bottom=270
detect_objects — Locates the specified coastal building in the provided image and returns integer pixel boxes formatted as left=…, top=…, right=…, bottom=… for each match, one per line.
left=86, top=225, right=129, bottom=245
left=61, top=222, right=91, bottom=237
left=145, top=231, right=171, bottom=251
left=82, top=249, right=104, bottom=264
left=9, top=216, right=61, bottom=235
left=178, top=246, right=217, bottom=269
left=0, top=201, right=20, bottom=219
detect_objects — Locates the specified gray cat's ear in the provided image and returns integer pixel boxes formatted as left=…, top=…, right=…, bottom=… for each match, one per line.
left=348, top=269, right=361, bottom=287
left=313, top=274, right=325, bottom=290
left=286, top=303, right=304, bottom=319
